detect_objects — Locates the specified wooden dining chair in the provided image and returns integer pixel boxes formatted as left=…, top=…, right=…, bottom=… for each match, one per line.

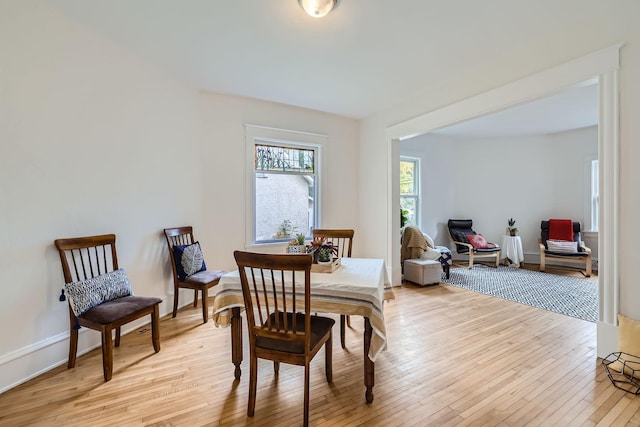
left=54, top=234, right=161, bottom=382
left=312, top=228, right=354, bottom=348
left=234, top=251, right=334, bottom=427
left=164, top=226, right=225, bottom=323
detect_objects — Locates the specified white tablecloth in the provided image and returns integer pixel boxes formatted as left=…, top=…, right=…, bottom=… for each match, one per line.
left=212, top=258, right=394, bottom=361
left=501, top=235, right=524, bottom=267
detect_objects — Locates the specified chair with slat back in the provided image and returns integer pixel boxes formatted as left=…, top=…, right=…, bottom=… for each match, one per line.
left=54, top=234, right=161, bottom=382
left=312, top=228, right=354, bottom=348
left=234, top=251, right=334, bottom=427
left=164, top=226, right=225, bottom=323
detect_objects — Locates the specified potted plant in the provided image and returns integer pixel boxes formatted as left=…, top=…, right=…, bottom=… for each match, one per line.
left=274, top=219, right=297, bottom=239
left=287, top=233, right=307, bottom=254
left=307, top=236, right=336, bottom=264
left=507, top=218, right=518, bottom=236
left=400, top=208, right=409, bottom=228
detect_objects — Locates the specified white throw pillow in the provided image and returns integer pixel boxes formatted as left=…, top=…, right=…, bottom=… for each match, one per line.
left=547, top=239, right=578, bottom=253
left=422, top=233, right=435, bottom=249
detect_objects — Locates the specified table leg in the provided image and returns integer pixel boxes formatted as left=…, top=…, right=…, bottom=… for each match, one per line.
left=231, top=307, right=242, bottom=380
left=364, top=317, right=374, bottom=403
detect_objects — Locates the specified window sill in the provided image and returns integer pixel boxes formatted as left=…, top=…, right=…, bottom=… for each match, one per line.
left=245, top=242, right=289, bottom=254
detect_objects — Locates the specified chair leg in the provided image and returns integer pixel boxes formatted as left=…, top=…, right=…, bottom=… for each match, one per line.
left=152, top=305, right=161, bottom=353
left=101, top=327, right=113, bottom=382
left=273, top=361, right=280, bottom=375
left=247, top=354, right=257, bottom=417
left=495, top=253, right=500, bottom=267
left=346, top=315, right=351, bottom=327
left=326, top=332, right=333, bottom=383
left=303, top=362, right=310, bottom=427
left=68, top=326, right=79, bottom=369
left=193, top=289, right=198, bottom=307
left=115, top=327, right=121, bottom=347
left=201, top=288, right=209, bottom=323
left=340, top=315, right=346, bottom=349
left=468, top=254, right=474, bottom=269
left=540, top=254, right=546, bottom=272
left=172, top=287, right=179, bottom=318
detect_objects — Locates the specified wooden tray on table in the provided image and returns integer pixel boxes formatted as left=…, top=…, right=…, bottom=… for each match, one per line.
left=311, top=258, right=341, bottom=273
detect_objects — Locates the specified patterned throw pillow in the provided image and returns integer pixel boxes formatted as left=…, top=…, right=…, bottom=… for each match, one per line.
left=64, top=269, right=133, bottom=316
left=547, top=239, right=578, bottom=253
left=173, top=241, right=207, bottom=280
left=466, top=234, right=490, bottom=249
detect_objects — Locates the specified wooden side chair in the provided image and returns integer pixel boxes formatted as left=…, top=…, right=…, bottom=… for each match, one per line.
left=234, top=251, right=334, bottom=427
left=54, top=234, right=161, bottom=382
left=164, top=226, right=225, bottom=323
left=312, top=228, right=354, bottom=348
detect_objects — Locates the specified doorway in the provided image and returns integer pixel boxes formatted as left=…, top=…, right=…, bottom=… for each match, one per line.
left=386, top=45, right=620, bottom=357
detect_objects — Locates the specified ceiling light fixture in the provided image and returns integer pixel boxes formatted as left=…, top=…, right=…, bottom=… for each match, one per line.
left=298, top=0, right=337, bottom=18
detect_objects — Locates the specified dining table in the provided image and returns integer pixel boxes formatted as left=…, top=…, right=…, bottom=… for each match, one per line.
left=211, top=257, right=395, bottom=403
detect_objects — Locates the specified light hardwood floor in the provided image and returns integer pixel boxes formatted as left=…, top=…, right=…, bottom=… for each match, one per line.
left=1, top=266, right=638, bottom=426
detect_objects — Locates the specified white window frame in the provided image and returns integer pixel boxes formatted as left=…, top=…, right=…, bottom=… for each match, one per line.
left=400, top=156, right=420, bottom=228
left=245, top=124, right=325, bottom=249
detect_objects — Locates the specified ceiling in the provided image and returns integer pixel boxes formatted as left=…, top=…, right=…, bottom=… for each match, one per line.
left=48, top=0, right=603, bottom=133
left=427, top=82, right=598, bottom=138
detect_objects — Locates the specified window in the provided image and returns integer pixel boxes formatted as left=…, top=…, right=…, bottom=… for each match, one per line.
left=400, top=156, right=420, bottom=227
left=245, top=125, right=324, bottom=245
left=591, top=159, right=599, bottom=231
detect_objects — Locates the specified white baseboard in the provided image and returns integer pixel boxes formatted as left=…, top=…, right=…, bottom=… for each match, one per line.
left=0, top=298, right=191, bottom=394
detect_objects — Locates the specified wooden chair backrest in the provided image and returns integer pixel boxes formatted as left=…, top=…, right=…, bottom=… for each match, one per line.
left=54, top=234, right=118, bottom=283
left=312, top=229, right=354, bottom=258
left=164, top=226, right=195, bottom=248
left=234, top=251, right=313, bottom=351
left=163, top=227, right=195, bottom=279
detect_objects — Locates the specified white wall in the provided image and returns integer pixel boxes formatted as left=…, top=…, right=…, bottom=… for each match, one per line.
left=198, top=93, right=359, bottom=266
left=359, top=0, right=640, bottom=325
left=400, top=126, right=598, bottom=260
left=0, top=1, right=205, bottom=392
left=0, top=1, right=359, bottom=392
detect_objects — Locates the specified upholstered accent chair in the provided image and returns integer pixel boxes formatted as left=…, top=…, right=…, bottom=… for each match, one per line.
left=447, top=219, right=501, bottom=269
left=539, top=220, right=592, bottom=277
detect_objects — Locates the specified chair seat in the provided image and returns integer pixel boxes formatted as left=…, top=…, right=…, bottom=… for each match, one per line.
left=81, top=296, right=162, bottom=325
left=256, top=312, right=335, bottom=354
left=544, top=250, right=589, bottom=257
left=183, top=269, right=226, bottom=285
left=458, top=246, right=501, bottom=254
left=474, top=247, right=502, bottom=253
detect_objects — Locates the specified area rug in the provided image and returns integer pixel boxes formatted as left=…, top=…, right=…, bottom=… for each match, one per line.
left=442, top=265, right=598, bottom=322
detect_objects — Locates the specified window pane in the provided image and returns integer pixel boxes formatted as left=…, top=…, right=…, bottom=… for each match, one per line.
left=255, top=144, right=314, bottom=173
left=400, top=196, right=416, bottom=226
left=255, top=173, right=315, bottom=242
left=400, top=160, right=415, bottom=195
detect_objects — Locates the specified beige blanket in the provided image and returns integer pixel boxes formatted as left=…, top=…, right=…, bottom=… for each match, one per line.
left=401, top=226, right=440, bottom=265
